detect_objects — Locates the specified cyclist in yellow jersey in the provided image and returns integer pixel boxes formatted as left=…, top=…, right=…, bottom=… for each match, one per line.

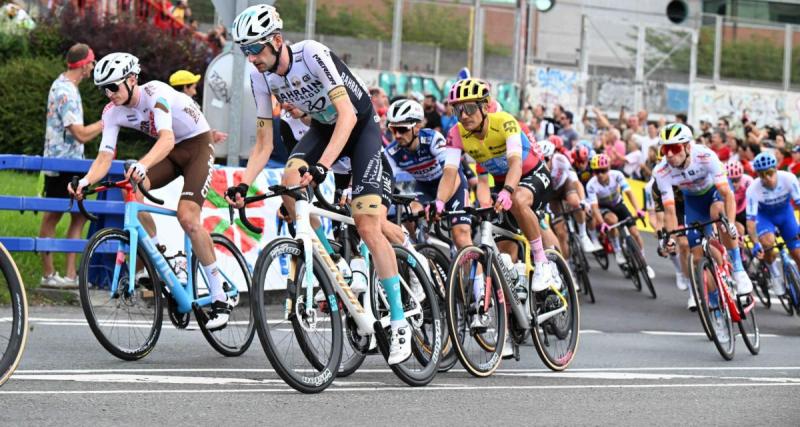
left=441, top=79, right=561, bottom=293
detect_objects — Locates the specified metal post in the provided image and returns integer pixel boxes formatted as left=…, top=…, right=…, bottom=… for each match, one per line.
left=434, top=46, right=441, bottom=75
left=390, top=0, right=403, bottom=72
left=472, top=0, right=483, bottom=77
left=512, top=1, right=521, bottom=83
left=634, top=24, right=645, bottom=113
left=689, top=29, right=698, bottom=124
left=526, top=1, right=535, bottom=65
left=784, top=24, right=793, bottom=91
left=305, top=0, right=316, bottom=40
left=713, top=14, right=722, bottom=84
left=377, top=40, right=383, bottom=69
left=578, top=15, right=589, bottom=115
left=226, top=0, right=251, bottom=166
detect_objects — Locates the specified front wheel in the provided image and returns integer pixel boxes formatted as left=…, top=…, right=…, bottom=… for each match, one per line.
left=627, top=236, right=656, bottom=299
left=568, top=234, right=594, bottom=303
left=0, top=243, right=28, bottom=386
left=79, top=228, right=162, bottom=361
left=529, top=250, right=580, bottom=371
left=691, top=256, right=735, bottom=361
left=736, top=293, right=760, bottom=355
left=193, top=233, right=255, bottom=357
left=415, top=243, right=458, bottom=372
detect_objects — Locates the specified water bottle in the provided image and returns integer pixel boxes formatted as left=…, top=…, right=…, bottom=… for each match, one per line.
left=349, top=256, right=368, bottom=294
left=169, top=251, right=188, bottom=284
left=336, top=257, right=352, bottom=284
left=514, top=261, right=529, bottom=301
left=499, top=253, right=518, bottom=285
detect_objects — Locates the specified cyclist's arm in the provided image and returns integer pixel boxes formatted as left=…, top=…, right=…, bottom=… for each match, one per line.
left=655, top=173, right=678, bottom=233
left=437, top=166, right=458, bottom=203
left=82, top=151, right=114, bottom=185
left=502, top=125, right=524, bottom=189
left=745, top=184, right=760, bottom=244
left=317, top=88, right=356, bottom=168
left=441, top=127, right=465, bottom=203
left=242, top=117, right=274, bottom=186
left=138, top=129, right=175, bottom=170
left=586, top=183, right=604, bottom=225
left=715, top=181, right=736, bottom=225
left=477, top=174, right=492, bottom=208
left=624, top=188, right=641, bottom=213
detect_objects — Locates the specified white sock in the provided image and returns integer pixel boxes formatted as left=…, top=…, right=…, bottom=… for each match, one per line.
left=473, top=273, right=485, bottom=305
left=578, top=221, right=587, bottom=236
left=612, top=238, right=621, bottom=252
left=151, top=235, right=160, bottom=246
left=669, top=253, right=681, bottom=271
left=202, top=262, right=225, bottom=301
left=769, top=260, right=782, bottom=277
left=390, top=319, right=409, bottom=330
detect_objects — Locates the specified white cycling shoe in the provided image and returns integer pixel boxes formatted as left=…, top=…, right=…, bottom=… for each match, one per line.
left=388, top=324, right=412, bottom=365
left=646, top=266, right=656, bottom=279
left=687, top=291, right=697, bottom=311
left=733, top=270, right=753, bottom=295
left=675, top=273, right=689, bottom=291
left=614, top=251, right=626, bottom=265
left=531, top=262, right=561, bottom=292
left=501, top=334, right=514, bottom=359
left=580, top=234, right=600, bottom=253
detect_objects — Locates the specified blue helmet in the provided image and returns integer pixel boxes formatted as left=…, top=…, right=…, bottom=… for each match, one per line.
left=752, top=152, right=777, bottom=172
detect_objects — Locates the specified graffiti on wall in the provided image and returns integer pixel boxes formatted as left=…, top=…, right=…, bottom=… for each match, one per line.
left=692, top=84, right=799, bottom=137
left=523, top=67, right=580, bottom=112
left=353, top=68, right=520, bottom=116
left=592, top=76, right=689, bottom=114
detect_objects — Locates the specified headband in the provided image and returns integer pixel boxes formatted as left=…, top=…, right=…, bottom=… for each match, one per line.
left=68, top=48, right=95, bottom=69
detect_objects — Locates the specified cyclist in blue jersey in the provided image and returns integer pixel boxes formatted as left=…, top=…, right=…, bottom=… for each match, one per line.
left=746, top=152, right=800, bottom=296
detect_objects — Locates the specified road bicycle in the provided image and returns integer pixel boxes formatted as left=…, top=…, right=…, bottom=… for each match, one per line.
left=0, top=241, right=28, bottom=386
left=664, top=216, right=759, bottom=360
left=742, top=235, right=772, bottom=308
left=603, top=216, right=656, bottom=299
left=445, top=206, right=579, bottom=377
left=237, top=180, right=442, bottom=393
left=74, top=176, right=254, bottom=360
left=759, top=234, right=800, bottom=317
left=552, top=206, right=595, bottom=303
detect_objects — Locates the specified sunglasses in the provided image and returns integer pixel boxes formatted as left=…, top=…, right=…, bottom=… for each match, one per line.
left=593, top=168, right=609, bottom=174
left=731, top=177, right=741, bottom=183
left=389, top=125, right=413, bottom=135
left=758, top=169, right=776, bottom=178
left=240, top=39, right=272, bottom=56
left=660, top=144, right=684, bottom=156
left=453, top=102, right=481, bottom=117
left=100, top=78, right=126, bottom=94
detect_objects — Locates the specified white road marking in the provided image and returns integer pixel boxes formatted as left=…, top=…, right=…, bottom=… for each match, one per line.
left=641, top=330, right=781, bottom=338
left=12, top=373, right=386, bottom=386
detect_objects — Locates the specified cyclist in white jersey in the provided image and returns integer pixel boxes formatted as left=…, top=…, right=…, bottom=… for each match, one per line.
left=68, top=52, right=233, bottom=329
left=538, top=140, right=599, bottom=256
left=654, top=123, right=753, bottom=295
left=586, top=154, right=655, bottom=279
left=226, top=4, right=412, bottom=364
left=746, top=152, right=800, bottom=296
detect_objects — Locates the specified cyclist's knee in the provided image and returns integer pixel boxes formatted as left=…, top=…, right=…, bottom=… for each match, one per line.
left=177, top=206, right=201, bottom=234
left=452, top=224, right=472, bottom=248
left=605, top=213, right=618, bottom=224
left=283, top=158, right=308, bottom=184
left=511, top=188, right=533, bottom=209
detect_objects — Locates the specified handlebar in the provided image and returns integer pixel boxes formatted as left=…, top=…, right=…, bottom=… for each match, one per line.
left=69, top=162, right=164, bottom=222
left=228, top=183, right=307, bottom=234
left=660, top=215, right=729, bottom=241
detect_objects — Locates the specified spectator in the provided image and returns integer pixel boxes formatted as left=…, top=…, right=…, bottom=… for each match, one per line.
left=422, top=94, right=442, bottom=133
left=717, top=117, right=730, bottom=133
left=188, top=18, right=199, bottom=32
left=698, top=115, right=713, bottom=134
left=1, top=1, right=34, bottom=33
left=739, top=142, right=760, bottom=177
left=789, top=145, right=800, bottom=176
left=726, top=131, right=739, bottom=161
left=622, top=133, right=644, bottom=180
left=557, top=110, right=579, bottom=149
left=40, top=43, right=103, bottom=289
left=642, top=145, right=659, bottom=181
left=623, top=115, right=644, bottom=141
left=603, top=128, right=626, bottom=171
left=168, top=69, right=200, bottom=98
left=710, top=130, right=731, bottom=162
left=775, top=133, right=787, bottom=150
left=534, top=104, right=555, bottom=138
left=153, top=0, right=173, bottom=31
left=675, top=112, right=694, bottom=134
left=441, top=101, right=457, bottom=136
left=637, top=109, right=648, bottom=125
left=580, top=108, right=596, bottom=135
left=551, top=104, right=565, bottom=135
left=634, top=122, right=660, bottom=156
left=776, top=146, right=791, bottom=171
left=170, top=0, right=189, bottom=27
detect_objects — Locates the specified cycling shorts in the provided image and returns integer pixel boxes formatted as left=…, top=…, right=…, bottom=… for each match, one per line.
left=600, top=200, right=633, bottom=224
left=756, top=205, right=800, bottom=250
left=147, top=131, right=214, bottom=206
left=683, top=187, right=724, bottom=248
left=286, top=112, right=385, bottom=215
left=494, top=161, right=552, bottom=212
left=415, top=172, right=471, bottom=226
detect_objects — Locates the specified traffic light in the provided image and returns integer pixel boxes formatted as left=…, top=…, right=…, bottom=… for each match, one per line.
left=666, top=0, right=688, bottom=24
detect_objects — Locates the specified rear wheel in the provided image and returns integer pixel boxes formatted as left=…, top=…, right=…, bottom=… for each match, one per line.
left=568, top=234, right=594, bottom=303
left=692, top=257, right=735, bottom=360
left=415, top=243, right=458, bottom=372
left=627, top=236, right=656, bottom=299
left=0, top=243, right=28, bottom=386
left=784, top=263, right=800, bottom=316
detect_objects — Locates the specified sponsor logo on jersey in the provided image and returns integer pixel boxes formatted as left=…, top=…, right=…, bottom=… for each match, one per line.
left=183, top=105, right=200, bottom=124
left=273, top=81, right=325, bottom=104
left=291, top=77, right=302, bottom=88
left=144, top=84, right=155, bottom=97
left=312, top=53, right=337, bottom=87
left=340, top=72, right=363, bottom=100
left=302, top=74, right=311, bottom=82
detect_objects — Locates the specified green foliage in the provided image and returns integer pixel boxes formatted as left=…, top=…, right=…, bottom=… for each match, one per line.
left=27, top=20, right=66, bottom=59
left=0, top=31, right=29, bottom=64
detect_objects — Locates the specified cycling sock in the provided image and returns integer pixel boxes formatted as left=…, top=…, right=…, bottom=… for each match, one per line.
left=151, top=235, right=160, bottom=246
left=381, top=275, right=406, bottom=324
left=578, top=221, right=587, bottom=236
left=669, top=253, right=681, bottom=271
left=611, top=238, right=621, bottom=252
left=314, top=226, right=335, bottom=255
left=474, top=273, right=485, bottom=306
left=727, top=248, right=744, bottom=272
left=530, top=238, right=547, bottom=264
left=769, top=259, right=782, bottom=277
left=202, top=262, right=225, bottom=301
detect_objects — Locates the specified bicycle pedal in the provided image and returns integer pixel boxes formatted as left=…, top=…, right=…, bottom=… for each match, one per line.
left=192, top=302, right=210, bottom=325
left=372, top=321, right=390, bottom=360
left=513, top=343, right=520, bottom=362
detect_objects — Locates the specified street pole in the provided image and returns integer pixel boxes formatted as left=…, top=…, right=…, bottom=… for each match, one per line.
left=390, top=0, right=403, bottom=71
left=472, top=0, right=483, bottom=77
left=305, top=0, right=316, bottom=40
left=634, top=24, right=646, bottom=113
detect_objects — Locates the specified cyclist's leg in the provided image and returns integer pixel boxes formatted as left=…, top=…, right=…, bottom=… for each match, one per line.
left=514, top=163, right=559, bottom=290
left=282, top=123, right=330, bottom=218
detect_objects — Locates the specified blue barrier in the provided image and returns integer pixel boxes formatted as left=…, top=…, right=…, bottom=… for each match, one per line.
left=0, top=155, right=128, bottom=253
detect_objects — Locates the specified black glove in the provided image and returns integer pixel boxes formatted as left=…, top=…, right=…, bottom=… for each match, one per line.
left=226, top=183, right=249, bottom=201
left=308, top=163, right=329, bottom=184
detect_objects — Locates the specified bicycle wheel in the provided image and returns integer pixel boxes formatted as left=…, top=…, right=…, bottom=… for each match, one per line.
left=568, top=235, right=594, bottom=303
left=688, top=254, right=713, bottom=342
left=251, top=238, right=342, bottom=393
left=370, top=245, right=442, bottom=386
left=744, top=251, right=771, bottom=308
left=79, top=228, right=162, bottom=361
left=325, top=240, right=367, bottom=378
left=416, top=243, right=458, bottom=372
left=193, top=233, right=255, bottom=357
left=530, top=250, right=580, bottom=371
left=736, top=293, right=760, bottom=355
left=692, top=257, right=735, bottom=360
left=446, top=245, right=507, bottom=377
left=593, top=248, right=609, bottom=270
left=0, top=243, right=28, bottom=387
left=627, top=236, right=656, bottom=299
left=784, top=263, right=800, bottom=316
left=623, top=238, right=642, bottom=291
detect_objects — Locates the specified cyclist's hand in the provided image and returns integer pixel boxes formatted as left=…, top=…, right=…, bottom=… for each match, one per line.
left=752, top=242, right=763, bottom=256
left=636, top=209, right=645, bottom=219
left=68, top=177, right=89, bottom=201
left=725, top=220, right=739, bottom=240
left=599, top=222, right=610, bottom=235
left=225, top=183, right=248, bottom=209
left=125, top=161, right=148, bottom=184
left=301, top=163, right=328, bottom=187
left=338, top=187, right=352, bottom=207
left=426, top=199, right=445, bottom=221
left=494, top=189, right=513, bottom=213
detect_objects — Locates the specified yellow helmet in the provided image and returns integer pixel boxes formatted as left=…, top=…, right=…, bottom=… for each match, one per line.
left=448, top=78, right=490, bottom=104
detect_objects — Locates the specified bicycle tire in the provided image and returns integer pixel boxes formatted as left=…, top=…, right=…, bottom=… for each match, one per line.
left=0, top=242, right=28, bottom=387
left=446, top=245, right=507, bottom=377
left=626, top=236, right=656, bottom=299
left=325, top=240, right=367, bottom=378
left=623, top=237, right=642, bottom=292
left=777, top=266, right=795, bottom=316
left=692, top=257, right=735, bottom=360
left=736, top=293, right=760, bottom=355
left=193, top=233, right=255, bottom=357
left=785, top=263, right=800, bottom=316
left=530, top=250, right=580, bottom=371
left=593, top=249, right=609, bottom=270
left=251, top=238, right=342, bottom=394
left=744, top=251, right=771, bottom=308
left=415, top=243, right=458, bottom=372
left=370, top=245, right=443, bottom=386
left=568, top=234, right=594, bottom=303
left=79, top=228, right=162, bottom=361
left=688, top=254, right=713, bottom=341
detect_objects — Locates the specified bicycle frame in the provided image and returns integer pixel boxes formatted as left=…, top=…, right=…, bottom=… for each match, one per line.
left=696, top=228, right=753, bottom=323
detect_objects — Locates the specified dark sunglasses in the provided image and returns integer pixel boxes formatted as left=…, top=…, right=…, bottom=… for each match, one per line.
left=389, top=125, right=413, bottom=135
left=660, top=144, right=684, bottom=156
left=731, top=177, right=741, bottom=183
left=758, top=169, right=776, bottom=178
left=240, top=40, right=270, bottom=56
left=453, top=102, right=481, bottom=117
left=99, top=78, right=126, bottom=94
left=593, top=168, right=609, bottom=174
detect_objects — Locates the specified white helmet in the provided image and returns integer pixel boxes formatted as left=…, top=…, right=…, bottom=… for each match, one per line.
left=94, top=52, right=140, bottom=86
left=538, top=140, right=556, bottom=158
left=232, top=4, right=283, bottom=46
left=387, top=99, right=424, bottom=124
left=659, top=123, right=693, bottom=145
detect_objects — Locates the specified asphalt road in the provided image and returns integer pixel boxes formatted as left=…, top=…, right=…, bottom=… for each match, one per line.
left=2, top=235, right=799, bottom=425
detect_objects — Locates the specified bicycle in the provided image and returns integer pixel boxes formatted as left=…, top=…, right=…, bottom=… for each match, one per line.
left=604, top=216, right=656, bottom=299
left=0, top=241, right=28, bottom=387
left=238, top=181, right=442, bottom=393
left=759, top=234, right=800, bottom=317
left=445, top=206, right=579, bottom=377
left=664, top=216, right=759, bottom=360
left=73, top=176, right=255, bottom=360
left=552, top=206, right=595, bottom=303
left=742, top=235, right=771, bottom=308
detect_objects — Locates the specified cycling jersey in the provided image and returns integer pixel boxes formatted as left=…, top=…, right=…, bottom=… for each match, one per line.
left=652, top=144, right=727, bottom=203
left=745, top=171, right=800, bottom=221
left=443, top=111, right=540, bottom=183
left=574, top=163, right=592, bottom=187
left=586, top=170, right=629, bottom=207
left=549, top=152, right=574, bottom=191
left=385, top=128, right=447, bottom=183
left=99, top=81, right=209, bottom=153
left=732, top=174, right=753, bottom=216
left=250, top=40, right=372, bottom=124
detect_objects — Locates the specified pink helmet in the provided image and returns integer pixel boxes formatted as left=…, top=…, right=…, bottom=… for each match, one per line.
left=548, top=135, right=564, bottom=151
left=573, top=145, right=589, bottom=163
left=726, top=161, right=743, bottom=179
left=590, top=153, right=610, bottom=170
